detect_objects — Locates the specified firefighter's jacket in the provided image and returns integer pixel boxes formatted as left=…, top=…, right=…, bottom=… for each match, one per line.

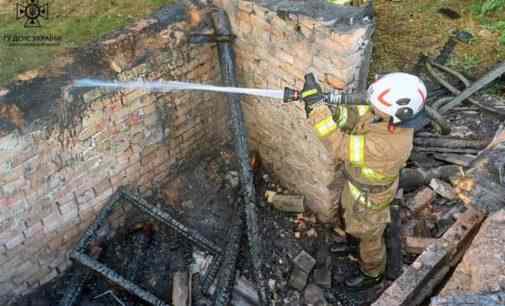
left=308, top=104, right=414, bottom=209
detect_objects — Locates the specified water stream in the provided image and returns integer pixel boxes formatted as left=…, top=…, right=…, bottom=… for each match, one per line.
left=73, top=79, right=285, bottom=100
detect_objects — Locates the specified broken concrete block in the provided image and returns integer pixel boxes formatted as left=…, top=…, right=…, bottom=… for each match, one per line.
left=292, top=250, right=316, bottom=274
left=289, top=267, right=309, bottom=291
left=313, top=267, right=331, bottom=289
left=304, top=284, right=327, bottom=305
left=225, top=171, right=239, bottom=188
left=430, top=178, right=456, bottom=200
left=172, top=271, right=191, bottom=306
left=314, top=246, right=332, bottom=288
left=266, top=193, right=305, bottom=213
left=409, top=187, right=434, bottom=214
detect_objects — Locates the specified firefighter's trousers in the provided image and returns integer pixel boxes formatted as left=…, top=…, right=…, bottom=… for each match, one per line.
left=341, top=181, right=393, bottom=277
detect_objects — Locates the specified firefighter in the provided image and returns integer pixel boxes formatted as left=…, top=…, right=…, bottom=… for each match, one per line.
left=302, top=73, right=427, bottom=288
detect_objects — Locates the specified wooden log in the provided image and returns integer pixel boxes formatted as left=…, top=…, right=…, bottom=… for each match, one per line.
left=373, top=207, right=485, bottom=306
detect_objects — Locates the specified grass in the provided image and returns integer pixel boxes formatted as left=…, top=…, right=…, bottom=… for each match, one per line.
left=0, top=0, right=176, bottom=86
left=370, top=0, right=505, bottom=80
left=448, top=54, right=482, bottom=74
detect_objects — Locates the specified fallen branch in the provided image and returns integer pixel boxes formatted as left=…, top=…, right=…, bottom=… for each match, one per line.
left=423, top=105, right=451, bottom=135
left=427, top=61, right=505, bottom=115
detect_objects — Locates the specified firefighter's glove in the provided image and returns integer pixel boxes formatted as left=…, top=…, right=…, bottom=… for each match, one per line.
left=301, top=73, right=324, bottom=117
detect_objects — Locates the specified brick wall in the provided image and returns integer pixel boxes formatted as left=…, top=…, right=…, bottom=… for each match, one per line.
left=0, top=1, right=375, bottom=300
left=216, top=0, right=375, bottom=221
left=0, top=5, right=228, bottom=302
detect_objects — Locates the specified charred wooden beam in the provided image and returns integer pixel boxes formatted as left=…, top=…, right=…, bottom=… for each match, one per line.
left=413, top=147, right=480, bottom=154
left=211, top=9, right=270, bottom=305
left=119, top=189, right=222, bottom=254
left=433, top=153, right=476, bottom=167
left=231, top=276, right=260, bottom=306
left=125, top=224, right=154, bottom=282
left=70, top=251, right=169, bottom=306
left=201, top=255, right=223, bottom=294
left=373, top=207, right=485, bottom=306
left=414, top=137, right=491, bottom=150
left=454, top=145, right=505, bottom=214
left=58, top=268, right=93, bottom=306
left=214, top=212, right=243, bottom=306
left=400, top=165, right=463, bottom=190
left=386, top=202, right=402, bottom=280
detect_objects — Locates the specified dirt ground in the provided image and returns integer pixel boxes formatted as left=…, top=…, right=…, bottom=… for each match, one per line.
left=370, top=0, right=505, bottom=86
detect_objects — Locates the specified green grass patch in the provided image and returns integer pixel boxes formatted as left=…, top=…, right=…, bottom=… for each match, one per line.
left=0, top=0, right=176, bottom=85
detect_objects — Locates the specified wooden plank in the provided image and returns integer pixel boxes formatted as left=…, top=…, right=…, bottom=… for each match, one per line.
left=373, top=207, right=485, bottom=306
left=404, top=237, right=437, bottom=255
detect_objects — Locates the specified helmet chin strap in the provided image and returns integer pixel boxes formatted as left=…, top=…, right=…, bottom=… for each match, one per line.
left=388, top=117, right=397, bottom=133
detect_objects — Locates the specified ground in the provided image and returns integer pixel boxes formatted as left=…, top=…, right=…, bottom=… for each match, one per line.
left=370, top=0, right=505, bottom=90
left=0, top=0, right=175, bottom=86
left=1, top=0, right=504, bottom=87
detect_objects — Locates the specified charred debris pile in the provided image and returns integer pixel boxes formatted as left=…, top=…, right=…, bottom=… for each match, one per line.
left=11, top=4, right=505, bottom=306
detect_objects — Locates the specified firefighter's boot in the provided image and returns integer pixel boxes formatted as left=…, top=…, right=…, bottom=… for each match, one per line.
left=344, top=271, right=383, bottom=290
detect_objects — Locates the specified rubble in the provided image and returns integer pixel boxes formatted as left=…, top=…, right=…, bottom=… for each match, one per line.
left=172, top=271, right=191, bottom=306
left=409, top=187, right=434, bottom=214
left=313, top=246, right=332, bottom=288
left=288, top=267, right=309, bottom=292
left=266, top=193, right=305, bottom=213
left=404, top=237, right=437, bottom=255
left=303, top=284, right=327, bottom=306
left=429, top=178, right=456, bottom=200
left=292, top=251, right=316, bottom=274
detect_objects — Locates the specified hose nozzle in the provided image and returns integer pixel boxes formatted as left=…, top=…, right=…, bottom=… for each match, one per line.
left=283, top=87, right=300, bottom=102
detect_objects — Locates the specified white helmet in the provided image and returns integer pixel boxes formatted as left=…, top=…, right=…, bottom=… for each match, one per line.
left=367, top=73, right=427, bottom=124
